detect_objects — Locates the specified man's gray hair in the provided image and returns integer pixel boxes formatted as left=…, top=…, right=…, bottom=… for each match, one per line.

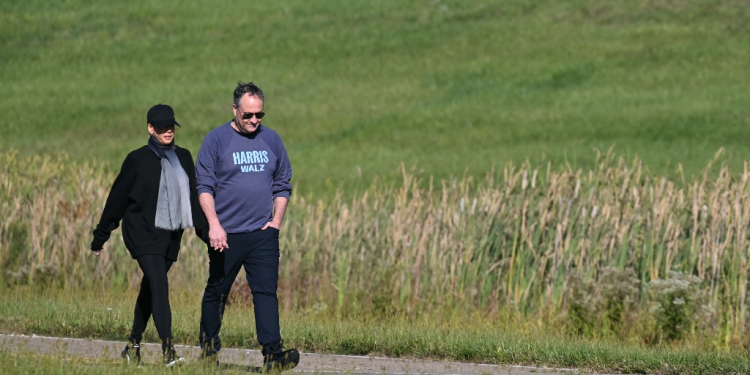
left=233, top=81, right=265, bottom=107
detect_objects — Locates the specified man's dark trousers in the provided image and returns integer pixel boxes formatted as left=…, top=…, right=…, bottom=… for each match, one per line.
left=199, top=228, right=281, bottom=353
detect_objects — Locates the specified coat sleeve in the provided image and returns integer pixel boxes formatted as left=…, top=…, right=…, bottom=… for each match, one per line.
left=91, top=153, right=138, bottom=250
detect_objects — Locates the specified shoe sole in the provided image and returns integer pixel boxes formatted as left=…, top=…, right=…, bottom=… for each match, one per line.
left=165, top=356, right=185, bottom=368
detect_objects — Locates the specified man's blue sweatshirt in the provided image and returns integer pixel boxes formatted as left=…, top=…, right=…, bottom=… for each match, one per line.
left=196, top=122, right=292, bottom=234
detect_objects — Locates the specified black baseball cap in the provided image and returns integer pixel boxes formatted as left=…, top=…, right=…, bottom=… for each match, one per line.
left=147, top=104, right=181, bottom=128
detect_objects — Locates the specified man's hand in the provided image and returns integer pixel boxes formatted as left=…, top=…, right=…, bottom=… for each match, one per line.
left=262, top=197, right=288, bottom=231
left=92, top=250, right=101, bottom=257
left=261, top=220, right=280, bottom=230
left=209, top=224, right=229, bottom=252
left=199, top=193, right=228, bottom=252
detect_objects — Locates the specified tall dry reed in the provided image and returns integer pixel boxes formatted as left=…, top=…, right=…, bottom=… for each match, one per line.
left=1, top=148, right=749, bottom=343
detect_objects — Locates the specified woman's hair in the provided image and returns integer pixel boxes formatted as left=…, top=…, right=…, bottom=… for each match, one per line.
left=233, top=81, right=265, bottom=107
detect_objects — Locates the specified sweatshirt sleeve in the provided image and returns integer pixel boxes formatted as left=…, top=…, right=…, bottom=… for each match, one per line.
left=91, top=153, right=138, bottom=250
left=271, top=135, right=293, bottom=199
left=195, top=133, right=218, bottom=197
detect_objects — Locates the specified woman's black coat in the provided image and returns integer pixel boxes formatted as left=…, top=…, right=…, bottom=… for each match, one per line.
left=92, top=145, right=208, bottom=261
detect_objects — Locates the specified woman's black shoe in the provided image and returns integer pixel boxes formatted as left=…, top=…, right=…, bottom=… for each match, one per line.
left=121, top=343, right=141, bottom=365
left=163, top=346, right=184, bottom=368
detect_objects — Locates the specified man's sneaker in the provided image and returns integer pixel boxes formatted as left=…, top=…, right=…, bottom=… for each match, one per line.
left=262, top=348, right=300, bottom=373
left=121, top=343, right=141, bottom=365
left=163, top=346, right=185, bottom=368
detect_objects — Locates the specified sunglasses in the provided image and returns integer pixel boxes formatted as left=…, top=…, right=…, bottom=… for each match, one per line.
left=240, top=111, right=265, bottom=120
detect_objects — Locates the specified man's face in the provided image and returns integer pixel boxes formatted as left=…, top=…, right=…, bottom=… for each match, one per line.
left=232, top=94, right=264, bottom=134
left=148, top=124, right=175, bottom=145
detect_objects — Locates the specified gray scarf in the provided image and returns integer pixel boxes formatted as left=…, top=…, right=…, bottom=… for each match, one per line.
left=148, top=136, right=193, bottom=230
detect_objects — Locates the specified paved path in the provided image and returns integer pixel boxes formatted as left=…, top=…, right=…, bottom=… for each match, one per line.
left=0, top=334, right=617, bottom=374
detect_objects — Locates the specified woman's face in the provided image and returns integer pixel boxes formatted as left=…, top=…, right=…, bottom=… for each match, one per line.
left=148, top=124, right=175, bottom=145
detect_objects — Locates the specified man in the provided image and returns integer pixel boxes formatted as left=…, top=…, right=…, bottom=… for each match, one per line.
left=196, top=82, right=298, bottom=370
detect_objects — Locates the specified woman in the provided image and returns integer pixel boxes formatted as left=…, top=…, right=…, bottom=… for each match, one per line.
left=91, top=104, right=207, bottom=367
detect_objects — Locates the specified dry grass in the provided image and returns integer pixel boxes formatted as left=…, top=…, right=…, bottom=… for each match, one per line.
left=2, top=148, right=750, bottom=346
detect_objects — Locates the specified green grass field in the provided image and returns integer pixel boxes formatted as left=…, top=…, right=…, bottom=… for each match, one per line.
left=3, top=0, right=750, bottom=194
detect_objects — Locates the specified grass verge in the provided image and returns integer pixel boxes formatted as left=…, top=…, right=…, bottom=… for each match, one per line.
left=1, top=287, right=748, bottom=374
